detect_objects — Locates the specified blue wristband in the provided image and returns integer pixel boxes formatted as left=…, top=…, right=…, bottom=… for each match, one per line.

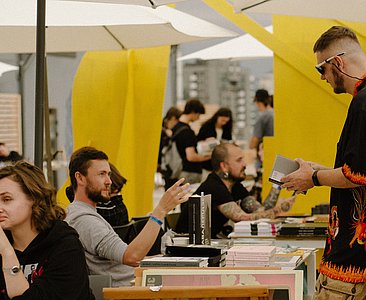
left=149, top=215, right=163, bottom=226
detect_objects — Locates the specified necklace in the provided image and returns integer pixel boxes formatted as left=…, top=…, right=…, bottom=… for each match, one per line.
left=353, top=73, right=366, bottom=96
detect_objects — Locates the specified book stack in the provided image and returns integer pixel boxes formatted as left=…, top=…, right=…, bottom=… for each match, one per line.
left=256, top=219, right=282, bottom=236
left=271, top=255, right=302, bottom=269
left=225, top=245, right=276, bottom=267
left=230, top=219, right=282, bottom=237
left=140, top=256, right=209, bottom=267
left=165, top=244, right=227, bottom=267
left=278, top=222, right=327, bottom=237
left=232, top=221, right=252, bottom=236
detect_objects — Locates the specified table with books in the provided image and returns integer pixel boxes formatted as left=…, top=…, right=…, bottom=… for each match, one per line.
left=226, top=217, right=328, bottom=299
left=137, top=239, right=316, bottom=300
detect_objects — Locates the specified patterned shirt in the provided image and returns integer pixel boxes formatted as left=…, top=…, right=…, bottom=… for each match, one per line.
left=319, top=81, right=366, bottom=283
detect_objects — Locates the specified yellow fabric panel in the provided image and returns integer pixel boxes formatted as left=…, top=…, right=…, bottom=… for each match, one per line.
left=266, top=17, right=366, bottom=214
left=57, top=48, right=170, bottom=216
left=203, top=0, right=366, bottom=214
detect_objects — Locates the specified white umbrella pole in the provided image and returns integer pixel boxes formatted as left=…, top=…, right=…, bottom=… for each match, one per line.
left=35, top=0, right=46, bottom=168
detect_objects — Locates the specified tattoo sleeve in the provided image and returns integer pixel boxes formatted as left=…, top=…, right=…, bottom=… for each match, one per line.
left=219, top=201, right=281, bottom=222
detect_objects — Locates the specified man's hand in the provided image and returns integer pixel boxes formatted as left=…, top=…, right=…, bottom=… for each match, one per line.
left=281, top=158, right=314, bottom=192
left=156, top=178, right=191, bottom=216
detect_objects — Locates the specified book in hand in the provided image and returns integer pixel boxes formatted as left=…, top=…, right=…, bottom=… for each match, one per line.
left=197, top=139, right=220, bottom=156
left=188, top=194, right=211, bottom=245
left=269, top=154, right=299, bottom=185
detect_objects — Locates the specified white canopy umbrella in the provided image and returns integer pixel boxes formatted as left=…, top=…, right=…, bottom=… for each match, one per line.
left=0, top=0, right=236, bottom=53
left=229, top=0, right=366, bottom=23
left=0, top=62, right=19, bottom=77
left=62, top=0, right=186, bottom=8
left=0, top=0, right=236, bottom=166
left=179, top=25, right=272, bottom=61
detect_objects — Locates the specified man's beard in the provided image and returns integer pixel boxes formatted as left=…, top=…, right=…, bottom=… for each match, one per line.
left=86, top=185, right=110, bottom=204
left=228, top=168, right=246, bottom=182
left=332, top=69, right=346, bottom=94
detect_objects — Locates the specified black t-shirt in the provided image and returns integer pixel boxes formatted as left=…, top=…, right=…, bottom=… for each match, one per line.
left=319, top=83, right=366, bottom=283
left=173, top=122, right=202, bottom=174
left=175, top=173, right=249, bottom=238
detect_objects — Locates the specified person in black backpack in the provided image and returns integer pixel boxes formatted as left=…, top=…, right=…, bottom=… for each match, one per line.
left=169, top=99, right=211, bottom=188
left=157, top=107, right=182, bottom=189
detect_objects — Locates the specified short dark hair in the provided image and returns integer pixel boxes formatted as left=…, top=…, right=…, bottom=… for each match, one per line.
left=313, top=26, right=360, bottom=53
left=211, top=143, right=239, bottom=171
left=183, top=98, right=205, bottom=114
left=0, top=161, right=65, bottom=232
left=254, top=89, right=270, bottom=105
left=69, top=147, right=108, bottom=191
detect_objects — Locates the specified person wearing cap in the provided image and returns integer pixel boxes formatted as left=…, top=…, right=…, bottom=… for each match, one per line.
left=249, top=89, right=274, bottom=150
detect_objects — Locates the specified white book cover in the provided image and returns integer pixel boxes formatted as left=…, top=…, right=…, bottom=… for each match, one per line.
left=272, top=255, right=302, bottom=265
left=269, top=154, right=299, bottom=185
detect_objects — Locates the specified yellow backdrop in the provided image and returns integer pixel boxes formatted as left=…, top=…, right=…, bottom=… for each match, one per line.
left=204, top=0, right=366, bottom=214
left=57, top=47, right=170, bottom=217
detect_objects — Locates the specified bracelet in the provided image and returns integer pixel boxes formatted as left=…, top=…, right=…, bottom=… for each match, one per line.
left=312, top=170, right=322, bottom=186
left=149, top=215, right=163, bottom=226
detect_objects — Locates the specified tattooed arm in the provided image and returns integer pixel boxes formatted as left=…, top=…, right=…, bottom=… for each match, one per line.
left=218, top=195, right=296, bottom=222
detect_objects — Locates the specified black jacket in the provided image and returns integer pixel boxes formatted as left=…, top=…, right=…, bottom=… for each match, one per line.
left=0, top=220, right=94, bottom=300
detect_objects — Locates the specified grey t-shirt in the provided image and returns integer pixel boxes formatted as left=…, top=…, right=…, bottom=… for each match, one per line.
left=253, top=109, right=274, bottom=139
left=65, top=201, right=134, bottom=287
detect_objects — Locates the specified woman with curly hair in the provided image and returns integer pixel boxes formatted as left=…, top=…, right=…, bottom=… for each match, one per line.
left=0, top=161, right=94, bottom=300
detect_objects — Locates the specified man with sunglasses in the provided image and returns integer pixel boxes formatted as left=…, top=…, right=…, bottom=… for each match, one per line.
left=281, top=26, right=366, bottom=299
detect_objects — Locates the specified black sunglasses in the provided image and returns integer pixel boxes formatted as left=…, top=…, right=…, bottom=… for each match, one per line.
left=315, top=52, right=345, bottom=75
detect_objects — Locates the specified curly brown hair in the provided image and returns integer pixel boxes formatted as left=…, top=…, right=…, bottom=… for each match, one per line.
left=0, top=161, right=65, bottom=232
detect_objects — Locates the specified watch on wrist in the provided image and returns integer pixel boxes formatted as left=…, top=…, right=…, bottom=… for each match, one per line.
left=312, top=170, right=322, bottom=186
left=3, top=265, right=21, bottom=276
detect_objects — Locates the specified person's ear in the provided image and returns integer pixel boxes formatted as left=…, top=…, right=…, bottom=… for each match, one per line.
left=219, top=161, right=228, bottom=173
left=75, top=171, right=85, bottom=186
left=334, top=55, right=344, bottom=69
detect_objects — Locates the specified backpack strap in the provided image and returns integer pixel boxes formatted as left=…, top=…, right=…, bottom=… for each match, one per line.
left=171, top=125, right=190, bottom=140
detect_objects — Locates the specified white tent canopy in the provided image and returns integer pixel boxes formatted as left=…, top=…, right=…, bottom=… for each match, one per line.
left=0, top=0, right=237, bottom=166
left=179, top=25, right=272, bottom=61
left=229, top=0, right=366, bottom=23
left=0, top=62, right=18, bottom=77
left=62, top=0, right=186, bottom=8
left=0, top=0, right=237, bottom=53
